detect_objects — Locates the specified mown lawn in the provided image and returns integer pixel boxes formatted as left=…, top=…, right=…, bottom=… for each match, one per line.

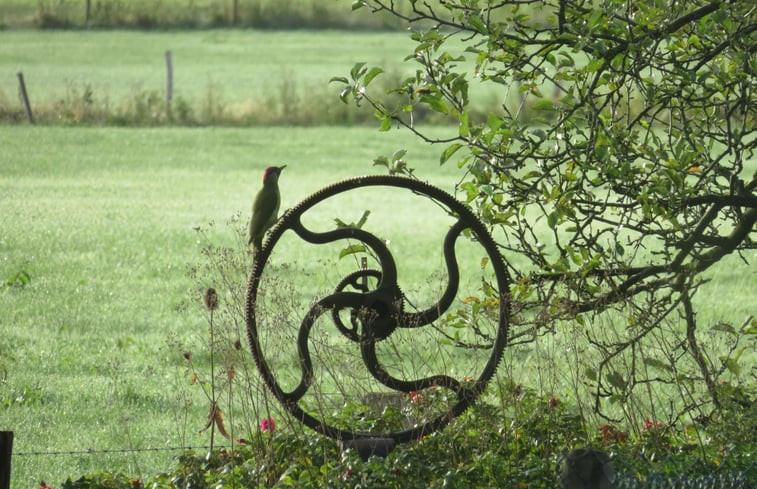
left=0, top=29, right=508, bottom=125
left=0, top=29, right=414, bottom=120
left=0, top=124, right=462, bottom=486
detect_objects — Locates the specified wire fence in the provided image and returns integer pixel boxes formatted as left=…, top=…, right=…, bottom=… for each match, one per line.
left=13, top=445, right=216, bottom=458
left=613, top=471, right=755, bottom=489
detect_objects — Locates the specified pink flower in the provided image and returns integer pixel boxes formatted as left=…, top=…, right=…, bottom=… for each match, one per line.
left=643, top=418, right=664, bottom=430
left=408, top=391, right=423, bottom=403
left=260, top=417, right=275, bottom=432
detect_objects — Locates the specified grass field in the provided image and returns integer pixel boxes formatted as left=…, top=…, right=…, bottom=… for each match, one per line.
left=1, top=124, right=754, bottom=487
left=0, top=29, right=420, bottom=124
left=0, top=29, right=411, bottom=103
left=0, top=124, right=468, bottom=486
left=0, top=29, right=507, bottom=125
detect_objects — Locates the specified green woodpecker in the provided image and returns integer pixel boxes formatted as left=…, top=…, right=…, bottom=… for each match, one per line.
left=248, top=165, right=286, bottom=251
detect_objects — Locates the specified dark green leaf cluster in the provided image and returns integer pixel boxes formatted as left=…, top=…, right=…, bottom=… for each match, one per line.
left=55, top=389, right=755, bottom=489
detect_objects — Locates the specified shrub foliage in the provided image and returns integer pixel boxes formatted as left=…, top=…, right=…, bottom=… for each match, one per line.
left=334, top=0, right=756, bottom=424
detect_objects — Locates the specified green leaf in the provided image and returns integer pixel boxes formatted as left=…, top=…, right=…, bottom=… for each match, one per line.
left=363, top=67, right=384, bottom=86
left=585, top=367, right=597, bottom=381
left=469, top=15, right=487, bottom=34
left=420, top=94, right=449, bottom=114
left=486, top=113, right=504, bottom=131
left=587, top=9, right=604, bottom=29
left=339, top=243, right=366, bottom=259
left=373, top=155, right=389, bottom=168
left=532, top=100, right=556, bottom=111
left=355, top=210, right=370, bottom=228
left=329, top=76, right=349, bottom=85
left=440, top=143, right=463, bottom=165
left=586, top=58, right=604, bottom=73
left=558, top=53, right=575, bottom=68
left=568, top=246, right=582, bottom=266
left=719, top=356, right=741, bottom=375
left=547, top=212, right=558, bottom=229
left=606, top=371, right=627, bottom=390
left=391, top=149, right=407, bottom=162
left=334, top=210, right=371, bottom=232
left=379, top=116, right=392, bottom=132
left=743, top=319, right=757, bottom=335
left=350, top=62, right=367, bottom=81
left=339, top=86, right=353, bottom=103
left=459, top=111, right=470, bottom=137
left=594, top=143, right=609, bottom=160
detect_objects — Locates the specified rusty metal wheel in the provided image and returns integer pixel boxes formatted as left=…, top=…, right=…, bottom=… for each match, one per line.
left=245, top=175, right=510, bottom=444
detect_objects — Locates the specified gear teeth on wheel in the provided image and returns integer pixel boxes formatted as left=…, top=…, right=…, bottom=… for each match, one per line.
left=244, top=175, right=512, bottom=444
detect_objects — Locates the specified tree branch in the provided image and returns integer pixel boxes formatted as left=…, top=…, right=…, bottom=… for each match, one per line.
left=683, top=193, right=757, bottom=208
left=681, top=286, right=721, bottom=409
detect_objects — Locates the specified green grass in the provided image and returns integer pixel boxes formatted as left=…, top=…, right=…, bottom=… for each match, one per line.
left=0, top=124, right=463, bottom=486
left=0, top=29, right=510, bottom=126
left=0, top=30, right=411, bottom=103
left=1, top=125, right=754, bottom=487
left=0, top=29, right=418, bottom=124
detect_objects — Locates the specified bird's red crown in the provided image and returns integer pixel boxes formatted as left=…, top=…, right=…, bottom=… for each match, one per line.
left=262, top=165, right=285, bottom=183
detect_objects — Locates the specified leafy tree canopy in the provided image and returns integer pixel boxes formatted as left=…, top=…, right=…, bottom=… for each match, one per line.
left=334, top=0, right=756, bottom=419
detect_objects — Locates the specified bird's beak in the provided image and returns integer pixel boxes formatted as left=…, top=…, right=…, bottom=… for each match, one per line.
left=279, top=165, right=287, bottom=171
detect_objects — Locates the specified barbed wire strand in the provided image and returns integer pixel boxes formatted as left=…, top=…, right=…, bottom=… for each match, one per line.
left=15, top=445, right=224, bottom=457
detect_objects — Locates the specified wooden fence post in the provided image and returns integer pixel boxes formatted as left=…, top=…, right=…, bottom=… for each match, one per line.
left=232, top=0, right=239, bottom=24
left=165, top=50, right=173, bottom=115
left=0, top=431, right=13, bottom=489
left=17, top=72, right=34, bottom=124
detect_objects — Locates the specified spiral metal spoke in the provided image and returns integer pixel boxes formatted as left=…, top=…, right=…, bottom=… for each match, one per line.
left=244, top=175, right=511, bottom=443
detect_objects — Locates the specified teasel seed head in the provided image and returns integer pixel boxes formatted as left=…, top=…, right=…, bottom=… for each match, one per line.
left=204, top=287, right=219, bottom=311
